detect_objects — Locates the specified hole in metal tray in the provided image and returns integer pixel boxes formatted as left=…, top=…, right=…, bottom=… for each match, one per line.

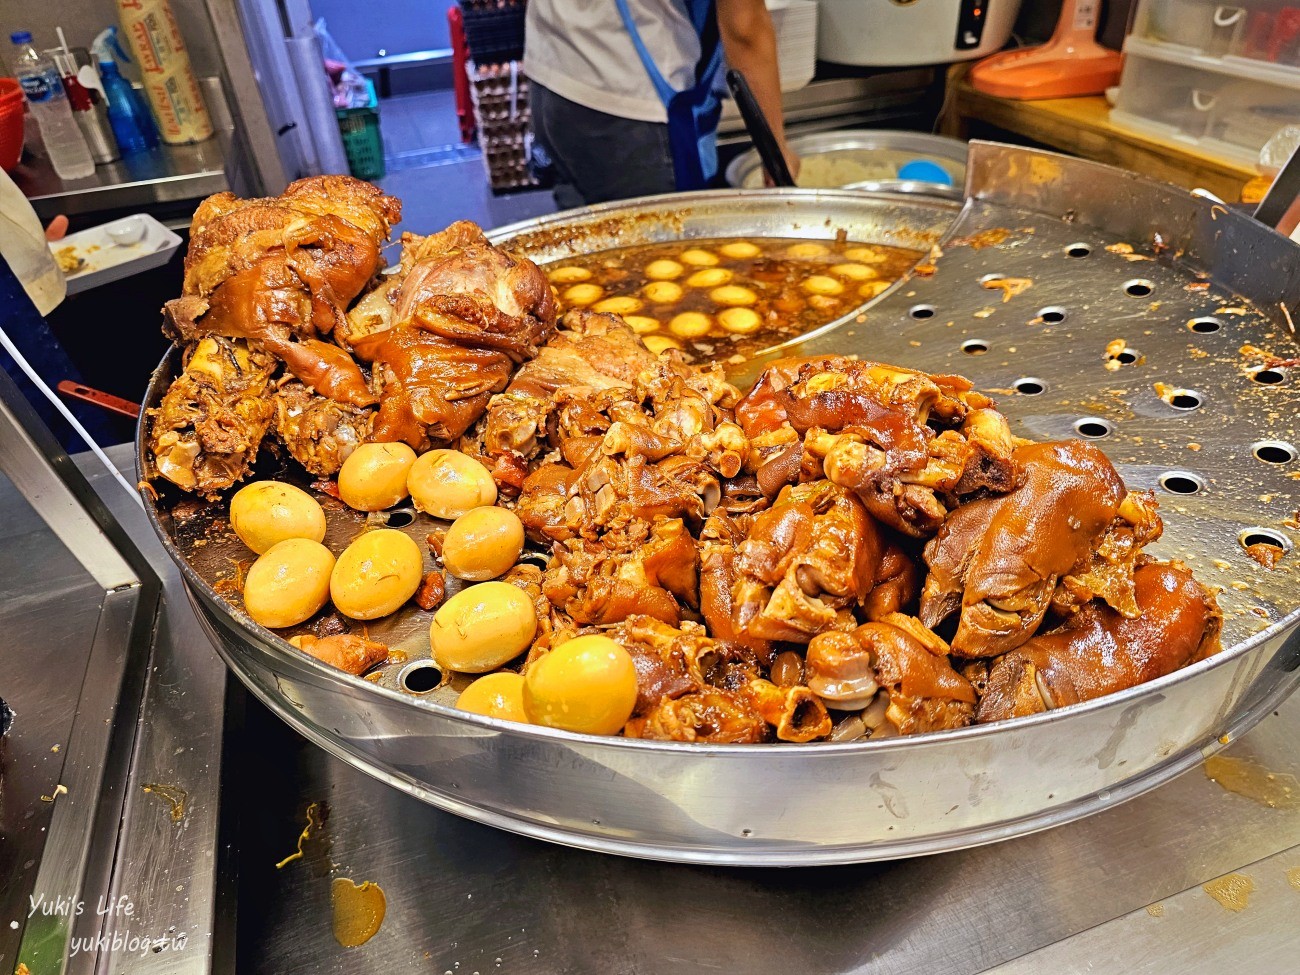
left=1250, top=367, right=1287, bottom=386
left=1253, top=441, right=1296, bottom=464
left=385, top=508, right=416, bottom=528
left=399, top=661, right=444, bottom=694
left=1074, top=417, right=1114, bottom=439
left=1239, top=528, right=1291, bottom=559
left=1159, top=471, right=1205, bottom=495
left=1165, top=389, right=1202, bottom=410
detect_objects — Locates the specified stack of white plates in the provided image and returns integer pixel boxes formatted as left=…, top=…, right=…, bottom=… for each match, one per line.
left=767, top=0, right=818, bottom=92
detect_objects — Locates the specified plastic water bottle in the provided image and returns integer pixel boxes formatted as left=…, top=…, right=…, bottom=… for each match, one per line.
left=9, top=31, right=95, bottom=180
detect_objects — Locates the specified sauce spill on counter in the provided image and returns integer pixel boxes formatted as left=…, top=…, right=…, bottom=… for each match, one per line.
left=1288, top=866, right=1300, bottom=892
left=1204, top=754, right=1300, bottom=808
left=276, top=801, right=327, bottom=869
left=332, top=878, right=387, bottom=947
left=1203, top=873, right=1255, bottom=912
left=142, top=782, right=188, bottom=822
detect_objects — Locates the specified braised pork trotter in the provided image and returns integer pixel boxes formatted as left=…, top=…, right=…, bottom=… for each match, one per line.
left=977, top=561, right=1221, bottom=722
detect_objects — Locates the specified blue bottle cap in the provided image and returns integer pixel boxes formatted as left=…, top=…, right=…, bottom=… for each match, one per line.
left=10, top=31, right=33, bottom=44
left=898, top=159, right=954, bottom=186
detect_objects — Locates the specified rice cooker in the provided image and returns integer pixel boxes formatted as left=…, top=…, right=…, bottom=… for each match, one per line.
left=815, top=0, right=1025, bottom=66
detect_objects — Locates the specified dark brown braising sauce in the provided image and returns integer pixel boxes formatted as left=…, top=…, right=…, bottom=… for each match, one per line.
left=545, top=237, right=922, bottom=359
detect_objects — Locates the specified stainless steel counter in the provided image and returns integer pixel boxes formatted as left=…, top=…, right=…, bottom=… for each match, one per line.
left=10, top=138, right=229, bottom=224
left=225, top=686, right=1300, bottom=974
left=0, top=441, right=225, bottom=975
left=5, top=445, right=1300, bottom=973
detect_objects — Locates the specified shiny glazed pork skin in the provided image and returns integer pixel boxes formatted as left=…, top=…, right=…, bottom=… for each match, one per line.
left=977, top=561, right=1221, bottom=722
left=921, top=440, right=1126, bottom=658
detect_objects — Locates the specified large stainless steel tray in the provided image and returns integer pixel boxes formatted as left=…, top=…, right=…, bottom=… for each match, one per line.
left=137, top=143, right=1300, bottom=865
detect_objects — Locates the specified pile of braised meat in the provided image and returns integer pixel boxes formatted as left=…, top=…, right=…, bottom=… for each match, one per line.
left=146, top=178, right=1221, bottom=743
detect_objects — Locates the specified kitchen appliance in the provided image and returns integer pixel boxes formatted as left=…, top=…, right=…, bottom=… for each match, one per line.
left=135, top=142, right=1300, bottom=866
left=969, top=0, right=1123, bottom=98
left=815, top=0, right=1024, bottom=67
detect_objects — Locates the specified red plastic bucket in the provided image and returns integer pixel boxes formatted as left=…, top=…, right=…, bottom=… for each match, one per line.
left=0, top=77, right=22, bottom=110
left=0, top=99, right=24, bottom=172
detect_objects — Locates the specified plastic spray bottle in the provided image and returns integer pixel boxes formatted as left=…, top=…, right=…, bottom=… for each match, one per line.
left=90, top=27, right=160, bottom=154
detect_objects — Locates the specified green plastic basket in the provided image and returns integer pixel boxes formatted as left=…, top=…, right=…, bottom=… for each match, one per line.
left=337, top=79, right=385, bottom=181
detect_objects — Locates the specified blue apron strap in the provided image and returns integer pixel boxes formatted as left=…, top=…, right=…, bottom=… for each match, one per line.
left=612, top=0, right=723, bottom=191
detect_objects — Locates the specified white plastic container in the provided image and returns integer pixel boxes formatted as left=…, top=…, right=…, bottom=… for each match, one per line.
left=1133, top=0, right=1246, bottom=54
left=0, top=168, right=66, bottom=315
left=1113, top=21, right=1300, bottom=165
left=1131, top=0, right=1300, bottom=67
left=56, top=213, right=183, bottom=295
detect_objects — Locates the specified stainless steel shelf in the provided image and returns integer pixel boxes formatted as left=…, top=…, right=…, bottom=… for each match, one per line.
left=10, top=137, right=229, bottom=223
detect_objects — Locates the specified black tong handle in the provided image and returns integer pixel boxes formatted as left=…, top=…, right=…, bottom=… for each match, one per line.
left=725, top=68, right=794, bottom=188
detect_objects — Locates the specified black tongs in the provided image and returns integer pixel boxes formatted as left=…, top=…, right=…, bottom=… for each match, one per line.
left=725, top=68, right=795, bottom=188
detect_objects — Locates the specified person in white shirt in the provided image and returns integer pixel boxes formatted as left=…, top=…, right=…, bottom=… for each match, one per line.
left=524, top=0, right=796, bottom=206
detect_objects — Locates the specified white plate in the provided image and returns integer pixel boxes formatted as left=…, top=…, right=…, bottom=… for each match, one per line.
left=51, top=214, right=183, bottom=295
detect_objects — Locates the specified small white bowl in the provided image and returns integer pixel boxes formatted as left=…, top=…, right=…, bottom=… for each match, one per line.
left=106, top=217, right=146, bottom=246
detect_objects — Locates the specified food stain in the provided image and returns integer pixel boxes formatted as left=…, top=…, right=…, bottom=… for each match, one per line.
left=1104, top=242, right=1154, bottom=262
left=1203, top=873, right=1254, bottom=912
left=1146, top=903, right=1164, bottom=917
left=1287, top=867, right=1300, bottom=891
left=142, top=782, right=187, bottom=823
left=277, top=801, right=327, bottom=869
left=332, top=878, right=386, bottom=947
left=953, top=228, right=1010, bottom=249
left=1204, top=754, right=1300, bottom=808
left=981, top=276, right=1032, bottom=302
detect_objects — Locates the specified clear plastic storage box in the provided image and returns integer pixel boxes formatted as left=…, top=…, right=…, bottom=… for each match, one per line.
left=1113, top=0, right=1300, bottom=164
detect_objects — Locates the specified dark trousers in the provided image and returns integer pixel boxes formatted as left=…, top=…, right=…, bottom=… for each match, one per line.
left=530, top=82, right=676, bottom=208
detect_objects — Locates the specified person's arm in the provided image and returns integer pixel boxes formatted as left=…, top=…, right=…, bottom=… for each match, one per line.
left=715, top=0, right=799, bottom=180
